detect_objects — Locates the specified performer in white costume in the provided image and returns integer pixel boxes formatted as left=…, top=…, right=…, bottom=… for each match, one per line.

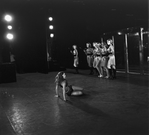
left=92, top=42, right=102, bottom=77
left=70, top=45, right=79, bottom=73
left=100, top=42, right=109, bottom=78
left=107, top=39, right=116, bottom=79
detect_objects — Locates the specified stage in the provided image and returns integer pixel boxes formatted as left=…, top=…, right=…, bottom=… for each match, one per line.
left=0, top=69, right=148, bottom=135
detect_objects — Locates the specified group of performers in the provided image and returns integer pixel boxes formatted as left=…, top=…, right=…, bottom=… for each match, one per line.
left=70, top=39, right=116, bottom=79
left=84, top=39, right=116, bottom=79
left=55, top=39, right=116, bottom=101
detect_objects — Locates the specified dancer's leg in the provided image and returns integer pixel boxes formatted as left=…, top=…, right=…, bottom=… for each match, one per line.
left=72, top=86, right=83, bottom=91
left=71, top=91, right=83, bottom=96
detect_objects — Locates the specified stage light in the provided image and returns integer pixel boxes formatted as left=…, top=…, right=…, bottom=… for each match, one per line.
left=7, top=25, right=12, bottom=30
left=6, top=33, right=14, bottom=40
left=134, top=32, right=139, bottom=36
left=118, top=32, right=122, bottom=35
left=49, top=25, right=54, bottom=30
left=50, top=33, right=54, bottom=38
left=48, top=17, right=53, bottom=21
left=4, top=14, right=12, bottom=22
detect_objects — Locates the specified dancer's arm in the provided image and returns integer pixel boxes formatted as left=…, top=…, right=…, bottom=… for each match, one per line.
left=61, top=82, right=67, bottom=101
left=55, top=84, right=59, bottom=97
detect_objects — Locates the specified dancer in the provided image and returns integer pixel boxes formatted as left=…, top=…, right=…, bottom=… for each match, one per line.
left=107, top=39, right=116, bottom=79
left=55, top=71, right=84, bottom=101
left=92, top=42, right=102, bottom=77
left=70, top=45, right=79, bottom=73
left=100, top=42, right=109, bottom=78
left=84, top=43, right=94, bottom=74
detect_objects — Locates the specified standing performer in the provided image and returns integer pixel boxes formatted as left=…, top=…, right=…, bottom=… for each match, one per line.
left=107, top=39, right=116, bottom=79
left=100, top=42, right=109, bottom=78
left=55, top=71, right=84, bottom=101
left=84, top=43, right=94, bottom=74
left=70, top=45, right=79, bottom=73
left=92, top=42, right=102, bottom=77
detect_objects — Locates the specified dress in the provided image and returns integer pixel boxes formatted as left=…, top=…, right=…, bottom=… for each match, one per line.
left=107, top=45, right=116, bottom=69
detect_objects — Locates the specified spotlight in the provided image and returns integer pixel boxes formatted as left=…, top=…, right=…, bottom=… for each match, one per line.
left=48, top=17, right=53, bottom=21
left=4, top=14, right=13, bottom=22
left=49, top=25, right=54, bottom=30
left=7, top=25, right=12, bottom=30
left=118, top=32, right=122, bottom=35
left=6, top=33, right=13, bottom=40
left=134, top=32, right=139, bottom=36
left=50, top=33, right=54, bottom=38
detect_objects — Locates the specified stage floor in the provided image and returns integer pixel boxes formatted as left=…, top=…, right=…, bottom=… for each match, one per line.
left=0, top=69, right=148, bottom=135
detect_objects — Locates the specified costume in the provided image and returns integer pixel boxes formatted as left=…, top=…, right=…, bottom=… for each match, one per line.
left=101, top=45, right=109, bottom=67
left=58, top=79, right=73, bottom=96
left=107, top=45, right=116, bottom=69
left=93, top=44, right=102, bottom=75
left=73, top=49, right=79, bottom=67
left=84, top=46, right=94, bottom=74
left=107, top=44, right=116, bottom=78
left=72, top=47, right=79, bottom=73
left=65, top=85, right=73, bottom=96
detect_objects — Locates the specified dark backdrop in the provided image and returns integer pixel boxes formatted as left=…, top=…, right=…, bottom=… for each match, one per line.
left=0, top=0, right=148, bottom=73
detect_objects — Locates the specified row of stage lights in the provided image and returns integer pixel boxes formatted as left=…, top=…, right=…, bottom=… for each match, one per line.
left=3, top=14, right=14, bottom=41
left=3, top=15, right=54, bottom=40
left=48, top=17, right=54, bottom=38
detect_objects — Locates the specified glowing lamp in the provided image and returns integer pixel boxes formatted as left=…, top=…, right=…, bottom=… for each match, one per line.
left=6, top=33, right=13, bottom=40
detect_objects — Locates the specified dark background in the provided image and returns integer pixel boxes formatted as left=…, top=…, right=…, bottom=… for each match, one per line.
left=0, top=0, right=148, bottom=73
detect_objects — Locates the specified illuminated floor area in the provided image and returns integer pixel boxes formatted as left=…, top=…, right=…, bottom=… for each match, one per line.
left=0, top=69, right=148, bottom=135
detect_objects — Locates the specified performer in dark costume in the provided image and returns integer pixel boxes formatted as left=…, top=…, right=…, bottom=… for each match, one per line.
left=84, top=43, right=94, bottom=74
left=70, top=45, right=79, bottom=73
left=55, top=71, right=84, bottom=101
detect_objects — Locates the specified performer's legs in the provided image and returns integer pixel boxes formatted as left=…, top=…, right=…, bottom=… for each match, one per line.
left=71, top=86, right=83, bottom=96
left=96, top=57, right=102, bottom=77
left=75, top=67, right=79, bottom=73
left=71, top=91, right=83, bottom=96
left=104, top=67, right=109, bottom=78
left=74, top=58, right=79, bottom=73
left=102, top=57, right=109, bottom=78
left=87, top=56, right=93, bottom=74
left=108, top=68, right=112, bottom=78
left=99, top=58, right=104, bottom=77
left=106, top=57, right=113, bottom=79
left=72, top=86, right=83, bottom=90
left=111, top=65, right=116, bottom=79
left=113, top=69, right=116, bottom=79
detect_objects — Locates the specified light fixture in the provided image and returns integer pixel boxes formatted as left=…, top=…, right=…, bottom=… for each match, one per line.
left=7, top=25, right=12, bottom=30
left=50, top=33, right=54, bottom=38
left=48, top=17, right=53, bottom=21
left=6, top=33, right=13, bottom=40
left=49, top=25, right=54, bottom=30
left=4, top=14, right=13, bottom=22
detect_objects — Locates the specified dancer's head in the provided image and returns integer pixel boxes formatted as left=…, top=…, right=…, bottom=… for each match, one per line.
left=93, top=42, right=97, bottom=48
left=73, top=45, right=77, bottom=49
left=107, top=39, right=113, bottom=45
left=55, top=71, right=66, bottom=84
left=93, top=42, right=100, bottom=49
left=86, top=43, right=91, bottom=48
